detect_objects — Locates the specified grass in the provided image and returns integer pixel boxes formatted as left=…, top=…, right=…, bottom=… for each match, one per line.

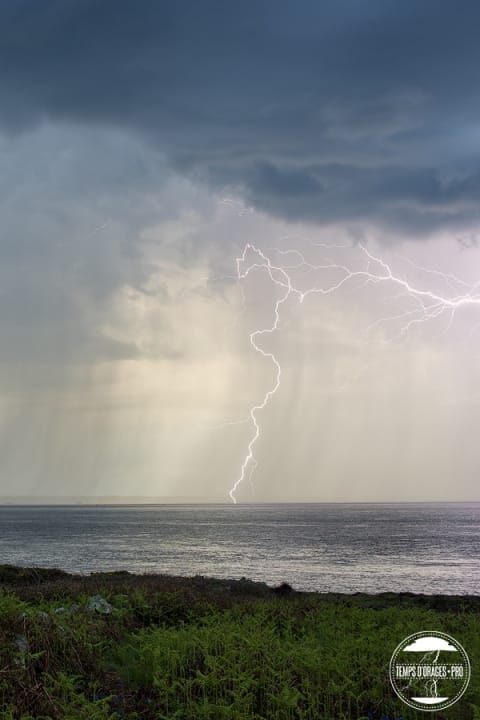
left=0, top=565, right=479, bottom=719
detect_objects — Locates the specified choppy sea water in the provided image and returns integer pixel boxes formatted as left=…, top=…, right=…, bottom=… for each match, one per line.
left=0, top=503, right=478, bottom=594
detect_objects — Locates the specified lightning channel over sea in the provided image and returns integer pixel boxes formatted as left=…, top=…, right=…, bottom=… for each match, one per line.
left=226, top=240, right=480, bottom=504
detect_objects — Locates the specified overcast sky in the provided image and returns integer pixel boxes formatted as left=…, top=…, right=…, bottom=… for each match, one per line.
left=1, top=0, right=480, bottom=502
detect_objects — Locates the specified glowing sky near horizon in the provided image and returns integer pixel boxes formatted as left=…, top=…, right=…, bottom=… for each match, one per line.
left=1, top=1, right=480, bottom=501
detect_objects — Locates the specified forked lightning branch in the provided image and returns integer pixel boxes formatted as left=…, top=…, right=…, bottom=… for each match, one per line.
left=227, top=241, right=480, bottom=503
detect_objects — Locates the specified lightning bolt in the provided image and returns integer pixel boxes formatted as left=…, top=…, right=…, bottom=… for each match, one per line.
left=228, top=245, right=292, bottom=503
left=423, top=649, right=441, bottom=698
left=397, top=649, right=441, bottom=700
left=227, top=240, right=480, bottom=503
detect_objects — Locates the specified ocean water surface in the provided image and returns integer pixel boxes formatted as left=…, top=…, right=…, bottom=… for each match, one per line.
left=0, top=502, right=478, bottom=594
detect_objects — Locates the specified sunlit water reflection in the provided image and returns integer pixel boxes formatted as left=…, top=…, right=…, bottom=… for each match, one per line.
left=0, top=503, right=478, bottom=594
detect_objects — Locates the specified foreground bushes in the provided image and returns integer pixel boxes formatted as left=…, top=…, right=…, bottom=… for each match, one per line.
left=0, top=566, right=479, bottom=719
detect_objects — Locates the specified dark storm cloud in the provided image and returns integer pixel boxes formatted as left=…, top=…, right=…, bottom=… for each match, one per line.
left=1, top=0, right=480, bottom=232
left=0, top=124, right=196, bottom=366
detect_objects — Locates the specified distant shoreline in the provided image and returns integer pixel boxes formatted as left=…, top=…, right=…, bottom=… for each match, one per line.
left=1, top=499, right=480, bottom=505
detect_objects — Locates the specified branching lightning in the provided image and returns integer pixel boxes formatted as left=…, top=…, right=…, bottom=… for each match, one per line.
left=398, top=649, right=441, bottom=700
left=227, top=239, right=480, bottom=504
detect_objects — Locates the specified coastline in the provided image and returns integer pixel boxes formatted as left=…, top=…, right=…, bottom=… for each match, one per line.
left=2, top=563, right=480, bottom=609
left=0, top=564, right=479, bottom=719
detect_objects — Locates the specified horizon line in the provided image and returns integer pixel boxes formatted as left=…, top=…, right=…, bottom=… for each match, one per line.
left=0, top=498, right=479, bottom=506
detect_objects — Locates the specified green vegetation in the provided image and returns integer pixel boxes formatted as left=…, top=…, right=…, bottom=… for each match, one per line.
left=0, top=565, right=479, bottom=719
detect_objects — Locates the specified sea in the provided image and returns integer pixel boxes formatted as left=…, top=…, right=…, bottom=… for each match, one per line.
left=0, top=502, right=478, bottom=595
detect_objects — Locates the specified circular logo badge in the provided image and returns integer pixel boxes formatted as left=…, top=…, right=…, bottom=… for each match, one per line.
left=389, top=630, right=470, bottom=712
